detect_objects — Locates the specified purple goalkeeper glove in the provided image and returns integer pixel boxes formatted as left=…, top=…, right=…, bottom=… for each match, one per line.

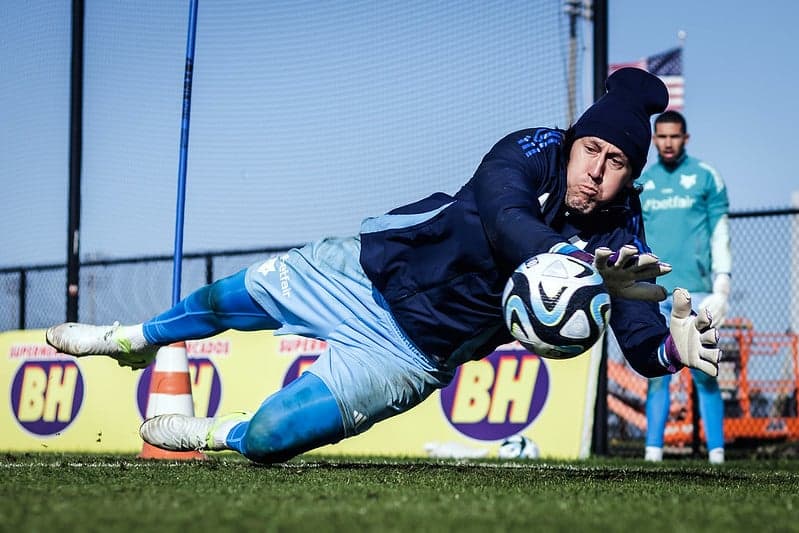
left=658, top=288, right=722, bottom=376
left=552, top=243, right=672, bottom=302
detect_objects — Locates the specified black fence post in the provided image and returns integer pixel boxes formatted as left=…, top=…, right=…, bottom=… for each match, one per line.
left=205, top=255, right=213, bottom=286
left=591, top=0, right=609, bottom=457
left=66, top=0, right=85, bottom=322
left=18, top=269, right=27, bottom=330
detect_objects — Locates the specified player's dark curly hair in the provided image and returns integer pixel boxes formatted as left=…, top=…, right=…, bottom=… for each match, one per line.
left=654, top=110, right=687, bottom=133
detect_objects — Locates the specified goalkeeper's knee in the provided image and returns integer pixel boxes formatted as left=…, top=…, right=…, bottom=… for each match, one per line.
left=241, top=372, right=345, bottom=463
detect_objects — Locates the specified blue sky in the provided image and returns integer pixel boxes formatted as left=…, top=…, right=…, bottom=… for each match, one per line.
left=609, top=0, right=799, bottom=211
left=1, top=1, right=797, bottom=269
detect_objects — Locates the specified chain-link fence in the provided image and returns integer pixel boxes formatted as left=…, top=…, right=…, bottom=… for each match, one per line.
left=0, top=248, right=289, bottom=331
left=607, top=207, right=799, bottom=457
left=3, top=208, right=798, bottom=455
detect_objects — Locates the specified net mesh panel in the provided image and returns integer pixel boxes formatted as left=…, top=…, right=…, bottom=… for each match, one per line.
left=79, top=1, right=574, bottom=261
left=77, top=258, right=207, bottom=325
left=25, top=269, right=67, bottom=330
left=3, top=1, right=579, bottom=323
left=8, top=1, right=577, bottom=265
left=0, top=3, right=70, bottom=268
left=0, top=272, right=23, bottom=331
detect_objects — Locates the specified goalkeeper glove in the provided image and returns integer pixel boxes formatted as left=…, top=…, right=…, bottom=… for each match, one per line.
left=593, top=246, right=672, bottom=301
left=659, top=288, right=721, bottom=377
left=699, top=273, right=731, bottom=327
left=551, top=243, right=672, bottom=302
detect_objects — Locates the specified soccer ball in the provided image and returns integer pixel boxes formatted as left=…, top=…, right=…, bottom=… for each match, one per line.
left=502, top=253, right=610, bottom=359
left=498, top=435, right=540, bottom=459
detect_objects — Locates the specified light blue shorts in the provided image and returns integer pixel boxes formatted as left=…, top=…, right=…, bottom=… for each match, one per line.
left=245, top=236, right=454, bottom=437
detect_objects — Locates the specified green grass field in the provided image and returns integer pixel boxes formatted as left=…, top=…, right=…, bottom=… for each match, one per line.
left=2, top=453, right=798, bottom=533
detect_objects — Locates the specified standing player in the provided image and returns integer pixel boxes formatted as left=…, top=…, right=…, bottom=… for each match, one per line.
left=639, top=110, right=731, bottom=464
left=46, top=69, right=721, bottom=464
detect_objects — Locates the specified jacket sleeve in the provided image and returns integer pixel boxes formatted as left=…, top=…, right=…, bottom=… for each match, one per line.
left=600, top=192, right=673, bottom=378
left=610, top=298, right=672, bottom=377
left=703, top=162, right=732, bottom=275
left=469, top=131, right=569, bottom=268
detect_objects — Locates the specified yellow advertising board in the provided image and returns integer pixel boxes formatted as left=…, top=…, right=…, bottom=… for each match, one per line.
left=1, top=329, right=600, bottom=459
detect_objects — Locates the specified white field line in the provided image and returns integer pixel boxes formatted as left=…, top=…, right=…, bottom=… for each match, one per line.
left=0, top=459, right=560, bottom=469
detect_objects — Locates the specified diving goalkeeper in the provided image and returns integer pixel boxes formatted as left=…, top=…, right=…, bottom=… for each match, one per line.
left=47, top=69, right=720, bottom=463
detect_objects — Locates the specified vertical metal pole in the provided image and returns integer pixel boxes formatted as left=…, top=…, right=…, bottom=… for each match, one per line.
left=590, top=0, right=609, bottom=457
left=67, top=0, right=85, bottom=322
left=205, top=255, right=213, bottom=286
left=593, top=0, right=608, bottom=101
left=691, top=383, right=701, bottom=456
left=565, top=1, right=579, bottom=125
left=19, top=269, right=27, bottom=330
left=171, top=0, right=199, bottom=306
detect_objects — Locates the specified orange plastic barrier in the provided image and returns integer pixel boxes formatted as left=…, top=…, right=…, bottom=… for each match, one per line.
left=607, top=317, right=799, bottom=447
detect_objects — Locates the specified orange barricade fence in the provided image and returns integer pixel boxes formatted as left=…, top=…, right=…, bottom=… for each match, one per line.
left=607, top=318, right=799, bottom=449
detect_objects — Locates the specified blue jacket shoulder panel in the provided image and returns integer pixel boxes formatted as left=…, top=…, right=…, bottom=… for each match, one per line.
left=462, top=129, right=572, bottom=268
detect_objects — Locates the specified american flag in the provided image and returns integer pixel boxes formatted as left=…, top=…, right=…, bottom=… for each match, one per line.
left=609, top=47, right=684, bottom=111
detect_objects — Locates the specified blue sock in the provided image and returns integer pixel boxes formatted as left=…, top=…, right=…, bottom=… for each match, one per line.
left=692, top=368, right=724, bottom=450
left=142, top=269, right=280, bottom=344
left=646, top=374, right=671, bottom=448
left=226, top=372, right=345, bottom=462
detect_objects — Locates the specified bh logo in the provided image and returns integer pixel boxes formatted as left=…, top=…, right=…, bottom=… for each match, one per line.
left=283, top=355, right=319, bottom=386
left=439, top=350, right=549, bottom=440
left=11, top=359, right=85, bottom=436
left=135, top=358, right=222, bottom=419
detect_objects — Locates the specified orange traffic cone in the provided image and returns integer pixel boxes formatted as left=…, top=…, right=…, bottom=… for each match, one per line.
left=139, top=341, right=206, bottom=460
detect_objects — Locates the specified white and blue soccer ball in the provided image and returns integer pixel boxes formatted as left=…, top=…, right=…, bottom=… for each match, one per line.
left=498, top=434, right=540, bottom=460
left=502, top=253, right=610, bottom=359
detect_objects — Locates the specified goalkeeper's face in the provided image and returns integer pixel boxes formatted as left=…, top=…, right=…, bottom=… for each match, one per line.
left=565, top=136, right=633, bottom=215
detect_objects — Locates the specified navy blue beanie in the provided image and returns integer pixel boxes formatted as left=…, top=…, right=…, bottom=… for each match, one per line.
left=571, top=68, right=668, bottom=178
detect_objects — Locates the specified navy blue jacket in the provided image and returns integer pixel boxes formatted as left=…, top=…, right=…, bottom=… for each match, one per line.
left=359, top=128, right=670, bottom=377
